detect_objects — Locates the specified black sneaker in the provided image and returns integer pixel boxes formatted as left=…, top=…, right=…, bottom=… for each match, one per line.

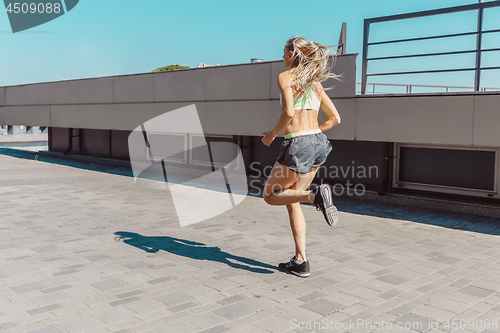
left=278, top=257, right=310, bottom=277
left=312, top=184, right=338, bottom=226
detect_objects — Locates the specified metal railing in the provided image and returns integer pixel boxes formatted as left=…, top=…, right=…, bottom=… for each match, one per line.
left=356, top=82, right=500, bottom=94
left=361, top=1, right=500, bottom=94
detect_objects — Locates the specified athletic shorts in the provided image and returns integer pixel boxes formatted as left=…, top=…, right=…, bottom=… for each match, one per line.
left=276, top=129, right=332, bottom=174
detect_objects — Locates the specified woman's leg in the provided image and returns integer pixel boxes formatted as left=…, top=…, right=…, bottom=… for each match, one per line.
left=285, top=166, right=319, bottom=263
left=263, top=162, right=315, bottom=206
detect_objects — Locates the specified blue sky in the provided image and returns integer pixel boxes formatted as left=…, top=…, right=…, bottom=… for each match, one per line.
left=1, top=0, right=499, bottom=92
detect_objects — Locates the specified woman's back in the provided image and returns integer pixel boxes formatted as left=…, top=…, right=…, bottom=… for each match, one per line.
left=279, top=70, right=323, bottom=136
left=280, top=83, right=321, bottom=112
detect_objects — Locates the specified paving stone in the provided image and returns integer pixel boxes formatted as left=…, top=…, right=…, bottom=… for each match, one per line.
left=27, top=326, right=66, bottom=333
left=376, top=274, right=410, bottom=285
left=90, top=279, right=127, bottom=291
left=458, top=286, right=495, bottom=298
left=379, top=289, right=403, bottom=299
left=0, top=322, right=16, bottom=330
left=297, top=292, right=326, bottom=302
left=168, top=301, right=199, bottom=313
left=147, top=276, right=175, bottom=285
left=95, top=306, right=137, bottom=324
left=183, top=311, right=228, bottom=329
left=52, top=269, right=78, bottom=277
left=369, top=257, right=400, bottom=266
left=123, top=299, right=164, bottom=314
left=212, top=304, right=255, bottom=320
left=431, top=255, right=462, bottom=265
left=114, top=290, right=145, bottom=299
left=40, top=285, right=72, bottom=294
left=392, top=313, right=432, bottom=332
left=153, top=320, right=199, bottom=333
left=303, top=277, right=336, bottom=289
left=109, top=296, right=141, bottom=307
left=389, top=305, right=414, bottom=316
left=216, top=295, right=246, bottom=306
left=199, top=325, right=230, bottom=333
left=318, top=251, right=349, bottom=259
left=10, top=281, right=47, bottom=294
left=300, top=299, right=342, bottom=316
left=31, top=245, right=59, bottom=253
left=154, top=292, right=194, bottom=307
left=57, top=316, right=104, bottom=333
left=27, top=303, right=63, bottom=315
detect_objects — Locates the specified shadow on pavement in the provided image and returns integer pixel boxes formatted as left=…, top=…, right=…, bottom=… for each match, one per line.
left=114, top=231, right=277, bottom=274
left=332, top=197, right=500, bottom=236
left=0, top=148, right=133, bottom=177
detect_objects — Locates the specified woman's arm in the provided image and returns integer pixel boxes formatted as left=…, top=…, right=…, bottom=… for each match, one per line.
left=317, top=82, right=341, bottom=133
left=261, top=71, right=295, bottom=147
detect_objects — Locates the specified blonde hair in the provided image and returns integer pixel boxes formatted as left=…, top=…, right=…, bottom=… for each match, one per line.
left=286, top=36, right=340, bottom=96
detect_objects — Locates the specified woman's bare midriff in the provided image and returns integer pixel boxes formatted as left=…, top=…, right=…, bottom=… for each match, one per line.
left=284, top=109, right=320, bottom=136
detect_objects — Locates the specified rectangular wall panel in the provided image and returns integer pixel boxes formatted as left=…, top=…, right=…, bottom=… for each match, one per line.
left=356, top=96, right=474, bottom=145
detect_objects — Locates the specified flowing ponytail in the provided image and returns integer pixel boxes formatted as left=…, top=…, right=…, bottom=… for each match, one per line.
left=286, top=36, right=341, bottom=96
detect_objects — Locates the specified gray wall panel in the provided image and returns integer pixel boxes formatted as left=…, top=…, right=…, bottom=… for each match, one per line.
left=153, top=102, right=207, bottom=134
left=26, top=84, right=50, bottom=105
left=51, top=105, right=79, bottom=128
left=78, top=104, right=114, bottom=130
left=3, top=106, right=26, bottom=125
left=325, top=98, right=355, bottom=140
left=5, top=86, right=26, bottom=106
left=473, top=95, right=500, bottom=147
left=49, top=81, right=79, bottom=104
left=112, top=103, right=157, bottom=131
left=205, top=101, right=271, bottom=136
left=0, top=87, right=5, bottom=106
left=154, top=69, right=205, bottom=102
left=206, top=64, right=271, bottom=101
left=113, top=74, right=154, bottom=103
left=25, top=106, right=50, bottom=126
left=356, top=96, right=474, bottom=145
left=325, top=55, right=357, bottom=98
left=78, top=78, right=113, bottom=104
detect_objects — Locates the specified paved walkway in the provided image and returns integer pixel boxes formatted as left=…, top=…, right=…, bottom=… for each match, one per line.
left=0, top=148, right=499, bottom=333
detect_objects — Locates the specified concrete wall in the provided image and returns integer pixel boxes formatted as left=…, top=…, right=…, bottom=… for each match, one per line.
left=355, top=93, right=500, bottom=147
left=1, top=54, right=499, bottom=148
left=0, top=55, right=356, bottom=137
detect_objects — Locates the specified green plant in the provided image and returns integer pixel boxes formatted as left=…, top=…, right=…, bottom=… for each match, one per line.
left=152, top=64, right=190, bottom=72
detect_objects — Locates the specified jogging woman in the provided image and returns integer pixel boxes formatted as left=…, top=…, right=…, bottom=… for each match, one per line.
left=261, top=36, right=341, bottom=277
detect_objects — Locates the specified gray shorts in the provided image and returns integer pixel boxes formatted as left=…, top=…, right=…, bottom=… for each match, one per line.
left=276, top=132, right=332, bottom=174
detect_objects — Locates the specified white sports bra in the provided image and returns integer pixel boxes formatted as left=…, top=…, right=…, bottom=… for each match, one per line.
left=279, top=84, right=321, bottom=111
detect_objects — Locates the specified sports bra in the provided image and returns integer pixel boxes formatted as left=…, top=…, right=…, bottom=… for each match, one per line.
left=279, top=84, right=321, bottom=111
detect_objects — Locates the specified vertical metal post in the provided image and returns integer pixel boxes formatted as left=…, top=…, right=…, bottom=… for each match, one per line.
left=475, top=0, right=484, bottom=91
left=48, top=127, right=52, bottom=151
left=109, top=130, right=112, bottom=157
left=337, top=22, right=347, bottom=55
left=361, top=20, right=370, bottom=94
